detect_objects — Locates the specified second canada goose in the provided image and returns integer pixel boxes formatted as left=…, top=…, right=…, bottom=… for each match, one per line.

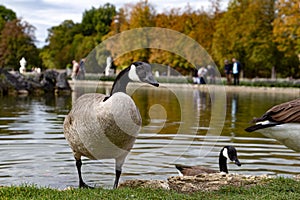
left=245, top=98, right=300, bottom=132
left=175, top=146, right=241, bottom=176
left=64, top=61, right=159, bottom=189
left=245, top=98, right=300, bottom=151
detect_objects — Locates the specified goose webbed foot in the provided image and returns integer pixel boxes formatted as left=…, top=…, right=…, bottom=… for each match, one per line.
left=79, top=181, right=94, bottom=189
left=76, top=158, right=94, bottom=189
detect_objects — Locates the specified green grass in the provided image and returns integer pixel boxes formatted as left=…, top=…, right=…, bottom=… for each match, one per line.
left=1, top=177, right=300, bottom=200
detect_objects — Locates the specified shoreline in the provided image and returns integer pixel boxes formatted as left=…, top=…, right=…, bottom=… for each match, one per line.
left=69, top=80, right=300, bottom=94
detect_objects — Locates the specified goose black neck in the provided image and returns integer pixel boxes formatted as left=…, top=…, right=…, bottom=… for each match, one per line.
left=219, top=152, right=228, bottom=173
left=110, top=67, right=131, bottom=95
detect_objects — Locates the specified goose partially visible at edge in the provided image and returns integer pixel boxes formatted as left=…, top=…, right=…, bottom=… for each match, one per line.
left=175, top=146, right=241, bottom=176
left=245, top=98, right=300, bottom=152
left=63, top=61, right=159, bottom=189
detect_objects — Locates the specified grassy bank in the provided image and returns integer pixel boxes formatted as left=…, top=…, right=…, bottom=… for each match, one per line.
left=1, top=177, right=300, bottom=200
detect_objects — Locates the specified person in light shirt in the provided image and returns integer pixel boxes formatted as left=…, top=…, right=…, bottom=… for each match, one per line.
left=232, top=58, right=241, bottom=85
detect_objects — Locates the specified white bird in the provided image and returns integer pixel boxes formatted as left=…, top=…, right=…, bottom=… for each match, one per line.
left=245, top=98, right=300, bottom=151
left=175, top=146, right=241, bottom=176
left=64, top=61, right=159, bottom=188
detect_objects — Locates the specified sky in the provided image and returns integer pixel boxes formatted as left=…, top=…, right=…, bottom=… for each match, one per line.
left=1, top=0, right=229, bottom=48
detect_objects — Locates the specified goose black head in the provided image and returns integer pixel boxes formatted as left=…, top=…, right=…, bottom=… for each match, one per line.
left=221, top=146, right=241, bottom=166
left=107, top=61, right=159, bottom=99
left=128, top=61, right=159, bottom=87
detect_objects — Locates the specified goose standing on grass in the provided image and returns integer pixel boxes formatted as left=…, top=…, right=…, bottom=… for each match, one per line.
left=175, top=146, right=241, bottom=176
left=64, top=61, right=159, bottom=188
left=245, top=98, right=300, bottom=151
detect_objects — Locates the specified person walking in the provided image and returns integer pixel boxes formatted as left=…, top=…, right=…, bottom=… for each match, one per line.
left=71, top=60, right=80, bottom=81
left=232, top=58, right=241, bottom=85
left=198, top=66, right=208, bottom=84
left=224, top=59, right=232, bottom=85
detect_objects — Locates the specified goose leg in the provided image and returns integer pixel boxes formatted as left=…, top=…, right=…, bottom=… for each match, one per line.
left=113, top=169, right=121, bottom=189
left=113, top=154, right=127, bottom=189
left=76, top=158, right=93, bottom=189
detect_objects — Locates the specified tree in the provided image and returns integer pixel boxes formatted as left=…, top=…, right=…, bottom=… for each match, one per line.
left=41, top=4, right=116, bottom=69
left=0, top=5, right=16, bottom=31
left=213, top=0, right=278, bottom=78
left=273, top=0, right=300, bottom=56
left=41, top=20, right=81, bottom=69
left=81, top=3, right=116, bottom=42
left=0, top=19, right=40, bottom=69
left=110, top=1, right=156, bottom=67
left=273, top=0, right=300, bottom=77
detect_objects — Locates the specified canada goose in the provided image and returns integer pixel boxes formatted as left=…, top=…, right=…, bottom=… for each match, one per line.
left=175, top=146, right=241, bottom=176
left=245, top=98, right=300, bottom=151
left=64, top=61, right=159, bottom=189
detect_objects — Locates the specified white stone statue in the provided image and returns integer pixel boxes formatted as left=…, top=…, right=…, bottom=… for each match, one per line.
left=19, top=57, right=26, bottom=74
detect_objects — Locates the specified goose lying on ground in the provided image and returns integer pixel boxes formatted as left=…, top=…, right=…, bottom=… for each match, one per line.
left=245, top=98, right=300, bottom=151
left=64, top=61, right=159, bottom=188
left=175, top=146, right=241, bottom=176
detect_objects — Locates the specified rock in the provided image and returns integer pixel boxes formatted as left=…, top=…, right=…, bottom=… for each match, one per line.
left=0, top=69, right=71, bottom=95
left=40, top=70, right=59, bottom=92
left=56, top=71, right=71, bottom=91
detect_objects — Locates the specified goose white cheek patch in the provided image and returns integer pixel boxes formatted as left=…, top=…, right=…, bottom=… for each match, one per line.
left=128, top=64, right=141, bottom=82
left=222, top=148, right=229, bottom=160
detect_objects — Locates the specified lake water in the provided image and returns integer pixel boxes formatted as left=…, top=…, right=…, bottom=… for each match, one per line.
left=0, top=82, right=299, bottom=189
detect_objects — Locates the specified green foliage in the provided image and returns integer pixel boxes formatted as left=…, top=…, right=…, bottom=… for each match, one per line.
left=0, top=19, right=41, bottom=69
left=40, top=3, right=116, bottom=70
left=81, top=3, right=116, bottom=42
left=0, top=5, right=16, bottom=31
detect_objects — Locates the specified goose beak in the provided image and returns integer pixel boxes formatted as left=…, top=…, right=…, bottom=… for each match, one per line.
left=234, top=159, right=241, bottom=167
left=145, top=76, right=159, bottom=87
left=150, top=82, right=159, bottom=87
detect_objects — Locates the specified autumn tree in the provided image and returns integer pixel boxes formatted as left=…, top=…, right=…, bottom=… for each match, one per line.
left=110, top=1, right=156, bottom=67
left=0, top=19, right=40, bottom=69
left=273, top=0, right=300, bottom=77
left=213, top=0, right=278, bottom=78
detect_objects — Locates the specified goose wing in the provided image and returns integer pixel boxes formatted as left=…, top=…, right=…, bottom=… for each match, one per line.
left=245, top=98, right=300, bottom=132
left=175, top=164, right=217, bottom=176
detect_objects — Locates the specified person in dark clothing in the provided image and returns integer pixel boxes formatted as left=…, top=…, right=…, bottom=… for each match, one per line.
left=192, top=68, right=199, bottom=84
left=224, top=59, right=232, bottom=85
left=232, top=58, right=242, bottom=85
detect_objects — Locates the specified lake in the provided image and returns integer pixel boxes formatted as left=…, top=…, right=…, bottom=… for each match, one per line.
left=0, top=81, right=299, bottom=189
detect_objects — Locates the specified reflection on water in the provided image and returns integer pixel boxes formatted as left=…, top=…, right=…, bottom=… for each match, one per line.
left=0, top=83, right=299, bottom=189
